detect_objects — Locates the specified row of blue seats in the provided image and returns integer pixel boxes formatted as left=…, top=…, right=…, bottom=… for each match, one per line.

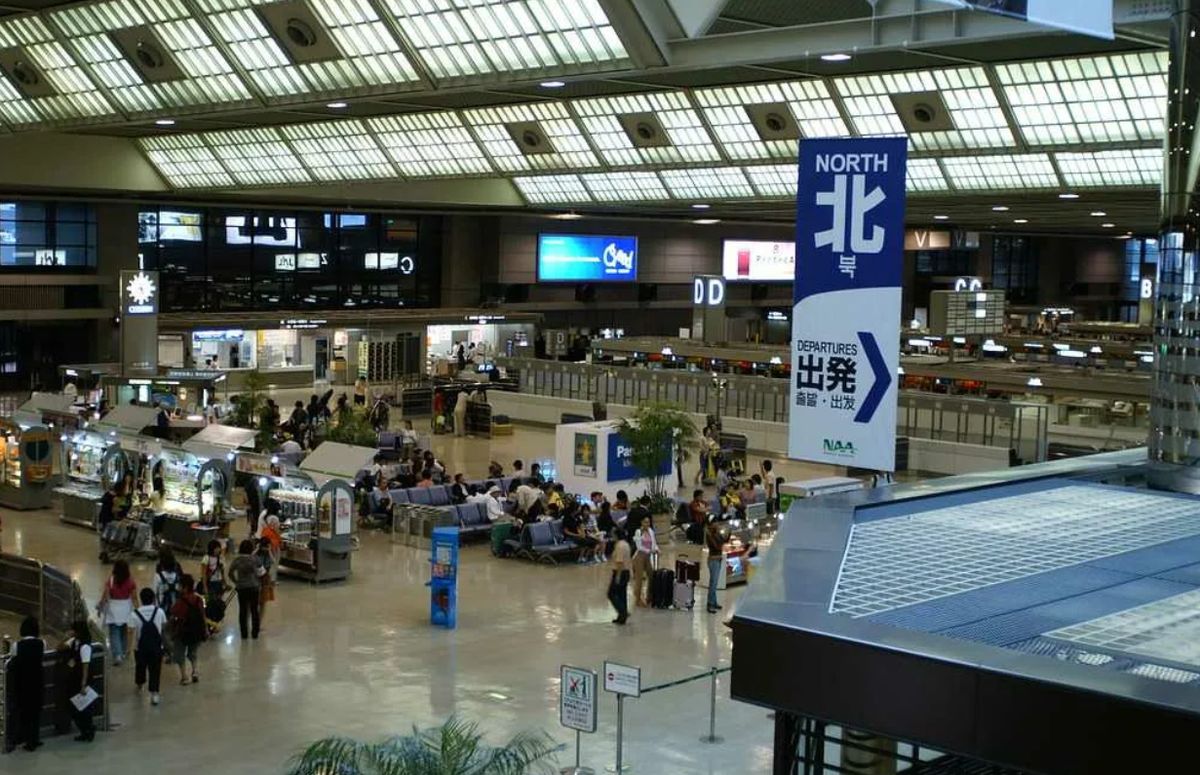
left=386, top=477, right=523, bottom=508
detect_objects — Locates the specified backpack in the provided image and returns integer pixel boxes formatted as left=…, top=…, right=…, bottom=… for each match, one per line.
left=134, top=607, right=163, bottom=655
left=157, top=570, right=179, bottom=610
left=176, top=596, right=208, bottom=644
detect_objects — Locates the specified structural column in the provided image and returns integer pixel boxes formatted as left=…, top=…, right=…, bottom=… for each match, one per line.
left=1150, top=0, right=1200, bottom=491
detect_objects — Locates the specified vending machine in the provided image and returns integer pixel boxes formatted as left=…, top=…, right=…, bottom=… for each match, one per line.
left=429, top=527, right=459, bottom=629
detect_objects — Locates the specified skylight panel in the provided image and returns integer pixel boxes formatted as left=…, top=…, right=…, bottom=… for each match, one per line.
left=694, top=80, right=848, bottom=161
left=281, top=120, right=394, bottom=181
left=383, top=0, right=628, bottom=81
left=996, top=52, right=1167, bottom=146
left=202, top=127, right=310, bottom=185
left=659, top=167, right=754, bottom=200
left=834, top=66, right=1013, bottom=151
left=369, top=112, right=494, bottom=177
left=907, top=158, right=950, bottom=192
left=463, top=102, right=598, bottom=173
left=0, top=15, right=116, bottom=123
left=1055, top=149, right=1161, bottom=188
left=571, top=91, right=722, bottom=167
left=744, top=164, right=798, bottom=197
left=512, top=174, right=592, bottom=204
left=49, top=0, right=252, bottom=113
left=940, top=154, right=1060, bottom=190
left=195, top=0, right=418, bottom=100
left=581, top=171, right=669, bottom=202
left=140, top=134, right=234, bottom=187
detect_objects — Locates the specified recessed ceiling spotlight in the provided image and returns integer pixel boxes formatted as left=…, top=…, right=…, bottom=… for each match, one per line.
left=540, top=80, right=566, bottom=88
left=691, top=203, right=711, bottom=210
left=1101, top=223, right=1116, bottom=228
left=1013, top=219, right=1029, bottom=224
left=693, top=219, right=721, bottom=225
left=821, top=53, right=852, bottom=62
left=1058, top=193, right=1080, bottom=199
left=326, top=101, right=348, bottom=109
left=992, top=206, right=1009, bottom=212
left=154, top=119, right=175, bottom=126
left=933, top=215, right=949, bottom=220
left=549, top=213, right=583, bottom=220
left=1090, top=211, right=1107, bottom=217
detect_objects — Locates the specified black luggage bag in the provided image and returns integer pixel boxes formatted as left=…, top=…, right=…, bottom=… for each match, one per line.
left=650, top=568, right=675, bottom=609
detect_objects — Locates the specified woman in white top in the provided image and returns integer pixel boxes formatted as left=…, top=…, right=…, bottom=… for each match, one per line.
left=631, top=514, right=659, bottom=608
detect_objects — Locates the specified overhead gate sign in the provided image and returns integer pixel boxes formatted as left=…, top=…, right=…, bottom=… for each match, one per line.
left=789, top=138, right=907, bottom=472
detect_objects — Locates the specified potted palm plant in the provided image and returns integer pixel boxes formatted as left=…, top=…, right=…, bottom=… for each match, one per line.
left=286, top=718, right=559, bottom=775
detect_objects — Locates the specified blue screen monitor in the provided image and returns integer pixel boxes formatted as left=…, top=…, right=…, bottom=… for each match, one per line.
left=537, top=234, right=638, bottom=282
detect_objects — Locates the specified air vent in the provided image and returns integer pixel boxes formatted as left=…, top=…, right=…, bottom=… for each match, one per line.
left=111, top=26, right=186, bottom=83
left=0, top=48, right=55, bottom=98
left=618, top=112, right=672, bottom=148
left=746, top=102, right=800, bottom=141
left=890, top=91, right=955, bottom=133
left=258, top=0, right=343, bottom=65
left=505, top=121, right=556, bottom=156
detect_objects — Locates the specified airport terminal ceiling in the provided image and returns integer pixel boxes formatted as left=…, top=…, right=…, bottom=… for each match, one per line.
left=0, top=0, right=1173, bottom=232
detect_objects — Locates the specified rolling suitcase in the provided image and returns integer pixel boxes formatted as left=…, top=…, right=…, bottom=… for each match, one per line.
left=675, top=554, right=700, bottom=583
left=650, top=568, right=675, bottom=609
left=673, top=580, right=695, bottom=610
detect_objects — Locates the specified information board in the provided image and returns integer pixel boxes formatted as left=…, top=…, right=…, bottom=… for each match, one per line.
left=789, top=138, right=907, bottom=472
left=722, top=240, right=795, bottom=282
left=538, top=234, right=638, bottom=282
left=560, top=665, right=598, bottom=733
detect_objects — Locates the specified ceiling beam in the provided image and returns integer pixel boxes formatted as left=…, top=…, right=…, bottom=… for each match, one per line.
left=598, top=0, right=672, bottom=68
left=664, top=0, right=730, bottom=38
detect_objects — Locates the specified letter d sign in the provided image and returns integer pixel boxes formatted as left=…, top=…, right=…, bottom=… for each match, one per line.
left=694, top=277, right=705, bottom=305
left=707, top=278, right=725, bottom=307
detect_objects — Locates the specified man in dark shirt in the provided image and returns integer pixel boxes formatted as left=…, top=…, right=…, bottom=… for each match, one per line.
left=626, top=495, right=651, bottom=531
left=450, top=473, right=470, bottom=505
left=563, top=508, right=600, bottom=563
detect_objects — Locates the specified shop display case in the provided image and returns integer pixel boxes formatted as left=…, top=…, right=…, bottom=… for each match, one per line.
left=0, top=422, right=55, bottom=510
left=55, top=432, right=128, bottom=529
left=154, top=447, right=234, bottom=556
left=271, top=478, right=355, bottom=584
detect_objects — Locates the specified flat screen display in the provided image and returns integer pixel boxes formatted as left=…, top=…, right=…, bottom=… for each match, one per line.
left=323, top=213, right=367, bottom=228
left=722, top=240, right=795, bottom=282
left=225, top=215, right=296, bottom=247
left=139, top=210, right=203, bottom=244
left=538, top=234, right=638, bottom=282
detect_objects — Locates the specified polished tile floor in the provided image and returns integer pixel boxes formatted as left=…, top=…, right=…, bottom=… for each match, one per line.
left=2, top=426, right=836, bottom=775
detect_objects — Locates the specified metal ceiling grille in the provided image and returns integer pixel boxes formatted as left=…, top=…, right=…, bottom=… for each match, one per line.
left=996, top=52, right=1167, bottom=146
left=195, top=0, right=419, bottom=100
left=382, top=0, right=628, bottom=81
left=512, top=172, right=590, bottom=203
left=744, top=163, right=798, bottom=197
left=280, top=119, right=394, bottom=180
left=940, top=154, right=1060, bottom=190
left=49, top=0, right=252, bottom=114
left=0, top=15, right=116, bottom=124
left=1055, top=149, right=1162, bottom=188
left=463, top=101, right=597, bottom=172
left=694, top=80, right=848, bottom=161
left=659, top=166, right=754, bottom=199
left=907, top=158, right=950, bottom=192
left=571, top=91, right=721, bottom=167
left=369, top=111, right=494, bottom=177
left=580, top=170, right=669, bottom=201
left=141, top=133, right=234, bottom=186
left=202, top=126, right=310, bottom=184
left=836, top=66, right=1014, bottom=152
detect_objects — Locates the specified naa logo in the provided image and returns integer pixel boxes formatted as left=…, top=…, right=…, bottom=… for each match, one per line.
left=823, top=438, right=857, bottom=458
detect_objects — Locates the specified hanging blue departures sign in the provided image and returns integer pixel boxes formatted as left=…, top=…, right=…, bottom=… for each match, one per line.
left=789, top=138, right=907, bottom=472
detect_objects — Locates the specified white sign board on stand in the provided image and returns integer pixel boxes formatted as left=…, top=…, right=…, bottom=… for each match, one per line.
left=560, top=665, right=598, bottom=733
left=603, top=662, right=641, bottom=698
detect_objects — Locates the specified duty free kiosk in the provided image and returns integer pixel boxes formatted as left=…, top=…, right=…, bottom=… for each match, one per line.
left=553, top=420, right=673, bottom=501
left=0, top=420, right=56, bottom=510
left=145, top=441, right=235, bottom=556
left=55, top=430, right=130, bottom=528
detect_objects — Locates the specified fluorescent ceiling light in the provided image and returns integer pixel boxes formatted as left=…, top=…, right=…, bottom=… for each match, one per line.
left=992, top=206, right=1010, bottom=211
left=202, top=127, right=310, bottom=186
left=1058, top=193, right=1080, bottom=199
left=581, top=171, right=670, bottom=202
left=659, top=167, right=754, bottom=200
left=1027, top=377, right=1043, bottom=387
left=693, top=219, right=721, bottom=225
left=1055, top=149, right=1161, bottom=188
left=692, top=203, right=711, bottom=210
left=1013, top=219, right=1028, bottom=224
left=906, top=158, right=950, bottom=192
left=464, top=102, right=598, bottom=173
left=327, top=102, right=348, bottom=109
left=1102, top=223, right=1115, bottom=228
left=821, top=53, right=852, bottom=62
left=744, top=164, right=798, bottom=197
left=369, top=112, right=494, bottom=177
left=139, top=135, right=234, bottom=188
left=540, top=81, right=566, bottom=88
left=1091, top=211, right=1107, bottom=216
left=549, top=213, right=583, bottom=220
left=155, top=119, right=176, bottom=126
left=934, top=215, right=949, bottom=220
left=281, top=120, right=395, bottom=181
left=942, top=154, right=1059, bottom=190
left=512, top=174, right=592, bottom=204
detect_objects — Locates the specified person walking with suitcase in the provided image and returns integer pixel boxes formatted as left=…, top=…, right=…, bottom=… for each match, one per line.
left=229, top=540, right=262, bottom=640
left=631, top=514, right=659, bottom=608
left=130, top=588, right=167, bottom=706
left=607, top=526, right=632, bottom=625
left=704, top=516, right=727, bottom=614
left=170, top=574, right=206, bottom=685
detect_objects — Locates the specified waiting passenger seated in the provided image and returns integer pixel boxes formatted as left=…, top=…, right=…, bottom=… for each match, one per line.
left=417, top=470, right=434, bottom=488
left=370, top=481, right=393, bottom=518
left=482, top=486, right=508, bottom=523
left=528, top=462, right=546, bottom=486
left=450, top=473, right=470, bottom=504
left=546, top=483, right=566, bottom=512
left=613, top=490, right=630, bottom=512
left=514, top=480, right=544, bottom=521
left=563, top=504, right=603, bottom=564
left=720, top=483, right=744, bottom=519
left=487, top=461, right=504, bottom=479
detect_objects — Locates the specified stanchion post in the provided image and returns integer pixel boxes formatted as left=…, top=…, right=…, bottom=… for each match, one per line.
left=700, top=666, right=724, bottom=744
left=616, top=694, right=624, bottom=773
